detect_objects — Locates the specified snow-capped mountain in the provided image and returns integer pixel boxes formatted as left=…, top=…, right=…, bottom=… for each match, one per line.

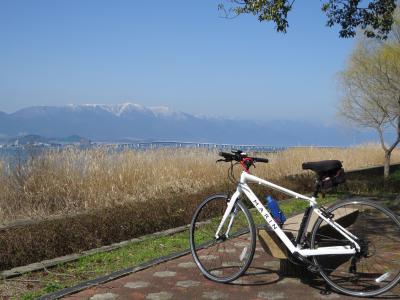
left=0, top=103, right=377, bottom=145
left=65, top=103, right=184, bottom=118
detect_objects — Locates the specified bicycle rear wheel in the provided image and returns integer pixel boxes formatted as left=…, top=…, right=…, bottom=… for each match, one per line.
left=310, top=198, right=400, bottom=297
left=190, top=194, right=256, bottom=283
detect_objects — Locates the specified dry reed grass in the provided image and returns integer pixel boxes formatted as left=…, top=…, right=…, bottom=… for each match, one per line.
left=0, top=144, right=398, bottom=225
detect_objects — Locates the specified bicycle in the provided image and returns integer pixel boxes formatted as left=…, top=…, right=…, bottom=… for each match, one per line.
left=189, top=150, right=400, bottom=297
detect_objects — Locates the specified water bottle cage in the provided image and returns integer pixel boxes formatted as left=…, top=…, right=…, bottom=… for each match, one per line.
left=272, top=211, right=285, bottom=226
left=266, top=195, right=287, bottom=226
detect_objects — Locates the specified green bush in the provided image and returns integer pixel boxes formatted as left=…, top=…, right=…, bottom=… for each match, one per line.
left=390, top=170, right=400, bottom=182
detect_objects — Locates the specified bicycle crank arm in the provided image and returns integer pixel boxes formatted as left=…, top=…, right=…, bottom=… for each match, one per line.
left=291, top=252, right=322, bottom=273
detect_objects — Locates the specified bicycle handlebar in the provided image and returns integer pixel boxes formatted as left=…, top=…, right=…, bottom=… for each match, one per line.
left=218, top=151, right=269, bottom=164
left=254, top=157, right=269, bottom=163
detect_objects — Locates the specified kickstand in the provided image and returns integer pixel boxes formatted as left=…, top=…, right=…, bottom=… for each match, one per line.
left=320, top=283, right=332, bottom=296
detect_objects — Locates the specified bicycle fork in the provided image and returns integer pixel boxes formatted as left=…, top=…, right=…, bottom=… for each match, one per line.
left=215, top=191, right=241, bottom=239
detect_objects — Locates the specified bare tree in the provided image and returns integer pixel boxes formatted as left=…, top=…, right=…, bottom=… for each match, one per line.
left=339, top=30, right=400, bottom=177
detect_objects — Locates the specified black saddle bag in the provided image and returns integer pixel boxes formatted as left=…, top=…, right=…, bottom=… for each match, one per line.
left=320, top=168, right=346, bottom=190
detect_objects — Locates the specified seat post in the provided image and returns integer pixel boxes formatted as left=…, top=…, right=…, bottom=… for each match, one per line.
left=313, top=176, right=321, bottom=198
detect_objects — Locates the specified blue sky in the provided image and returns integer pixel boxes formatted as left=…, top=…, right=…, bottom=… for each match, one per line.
left=0, top=0, right=355, bottom=121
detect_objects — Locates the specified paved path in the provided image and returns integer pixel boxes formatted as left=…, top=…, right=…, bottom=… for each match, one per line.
left=61, top=240, right=400, bottom=300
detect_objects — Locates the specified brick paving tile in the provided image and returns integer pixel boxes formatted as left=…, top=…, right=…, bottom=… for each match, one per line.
left=62, top=240, right=400, bottom=300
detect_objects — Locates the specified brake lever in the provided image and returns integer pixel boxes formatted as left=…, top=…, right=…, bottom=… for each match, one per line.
left=216, top=159, right=226, bottom=163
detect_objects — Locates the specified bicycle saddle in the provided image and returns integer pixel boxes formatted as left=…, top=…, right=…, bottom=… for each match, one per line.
left=302, top=160, right=342, bottom=174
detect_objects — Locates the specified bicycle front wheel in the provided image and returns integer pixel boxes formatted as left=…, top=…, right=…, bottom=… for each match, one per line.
left=310, top=198, right=400, bottom=297
left=189, top=194, right=256, bottom=283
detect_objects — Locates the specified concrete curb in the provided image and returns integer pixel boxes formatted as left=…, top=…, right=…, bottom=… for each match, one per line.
left=0, top=224, right=189, bottom=279
left=37, top=248, right=191, bottom=300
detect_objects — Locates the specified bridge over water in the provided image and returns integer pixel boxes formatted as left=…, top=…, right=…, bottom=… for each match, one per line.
left=94, top=141, right=287, bottom=153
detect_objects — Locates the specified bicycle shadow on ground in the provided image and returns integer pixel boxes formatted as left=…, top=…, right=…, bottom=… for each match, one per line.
left=301, top=275, right=400, bottom=299
left=227, top=266, right=283, bottom=286
left=223, top=264, right=400, bottom=299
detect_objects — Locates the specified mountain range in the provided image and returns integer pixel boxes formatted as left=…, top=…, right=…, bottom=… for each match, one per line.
left=0, top=103, right=379, bottom=146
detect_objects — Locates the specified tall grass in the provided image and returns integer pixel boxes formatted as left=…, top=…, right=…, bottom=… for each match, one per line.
left=0, top=144, right=398, bottom=225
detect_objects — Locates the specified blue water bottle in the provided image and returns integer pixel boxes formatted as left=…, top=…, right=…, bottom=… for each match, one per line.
left=265, top=195, right=286, bottom=226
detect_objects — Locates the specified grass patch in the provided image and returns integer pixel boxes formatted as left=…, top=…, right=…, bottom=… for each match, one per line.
left=6, top=230, right=191, bottom=299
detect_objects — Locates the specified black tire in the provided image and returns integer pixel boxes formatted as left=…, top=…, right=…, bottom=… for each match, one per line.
left=310, top=198, right=400, bottom=297
left=189, top=194, right=256, bottom=283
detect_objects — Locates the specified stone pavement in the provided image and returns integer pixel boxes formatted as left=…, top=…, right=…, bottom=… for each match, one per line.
left=61, top=240, right=400, bottom=300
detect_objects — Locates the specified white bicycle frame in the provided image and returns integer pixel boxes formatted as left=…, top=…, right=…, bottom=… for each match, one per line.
left=215, top=171, right=360, bottom=257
